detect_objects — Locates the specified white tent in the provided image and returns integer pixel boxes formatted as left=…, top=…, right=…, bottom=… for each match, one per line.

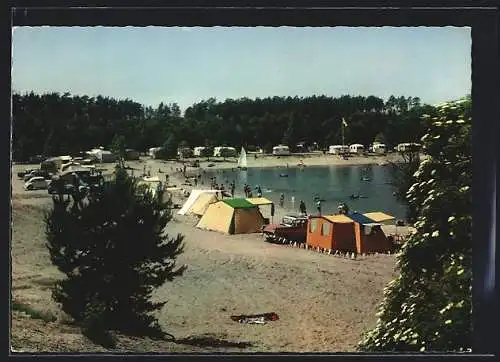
left=177, top=189, right=219, bottom=215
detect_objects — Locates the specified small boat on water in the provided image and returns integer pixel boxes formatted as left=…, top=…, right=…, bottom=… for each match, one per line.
left=350, top=193, right=368, bottom=200
left=279, top=173, right=288, bottom=177
left=361, top=177, right=372, bottom=182
left=237, top=147, right=248, bottom=171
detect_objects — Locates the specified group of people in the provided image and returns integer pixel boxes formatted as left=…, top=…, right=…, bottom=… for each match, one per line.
left=209, top=177, right=236, bottom=198
left=243, top=184, right=262, bottom=198
left=278, top=193, right=309, bottom=216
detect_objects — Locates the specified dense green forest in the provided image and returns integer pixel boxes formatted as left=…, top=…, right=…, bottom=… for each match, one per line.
left=12, top=92, right=438, bottom=161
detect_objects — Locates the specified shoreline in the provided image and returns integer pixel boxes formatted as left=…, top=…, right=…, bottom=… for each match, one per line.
left=180, top=153, right=405, bottom=172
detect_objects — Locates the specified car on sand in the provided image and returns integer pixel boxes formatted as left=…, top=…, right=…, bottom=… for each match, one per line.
left=24, top=176, right=50, bottom=191
left=262, top=214, right=308, bottom=243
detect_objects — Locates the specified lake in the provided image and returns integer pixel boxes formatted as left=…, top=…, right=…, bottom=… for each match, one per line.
left=204, top=164, right=408, bottom=220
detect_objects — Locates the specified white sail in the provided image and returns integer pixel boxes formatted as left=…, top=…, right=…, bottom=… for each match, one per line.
left=238, top=147, right=248, bottom=168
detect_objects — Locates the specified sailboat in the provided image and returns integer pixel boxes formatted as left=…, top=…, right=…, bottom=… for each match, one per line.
left=238, top=147, right=248, bottom=171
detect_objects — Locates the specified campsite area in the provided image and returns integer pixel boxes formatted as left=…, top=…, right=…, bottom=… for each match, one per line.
left=11, top=158, right=400, bottom=353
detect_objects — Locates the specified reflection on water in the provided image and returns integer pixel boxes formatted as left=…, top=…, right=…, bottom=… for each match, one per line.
left=204, top=165, right=407, bottom=219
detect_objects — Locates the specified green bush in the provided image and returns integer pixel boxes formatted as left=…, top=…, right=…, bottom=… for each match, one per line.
left=358, top=97, right=472, bottom=352
left=45, top=166, right=186, bottom=346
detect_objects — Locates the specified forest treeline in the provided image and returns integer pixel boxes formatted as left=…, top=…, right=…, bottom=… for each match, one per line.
left=12, top=92, right=440, bottom=161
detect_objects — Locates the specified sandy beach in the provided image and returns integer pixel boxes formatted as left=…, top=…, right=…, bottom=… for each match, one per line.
left=178, top=152, right=404, bottom=171
left=10, top=155, right=406, bottom=352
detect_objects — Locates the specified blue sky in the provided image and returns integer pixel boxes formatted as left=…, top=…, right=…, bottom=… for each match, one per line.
left=12, top=26, right=471, bottom=110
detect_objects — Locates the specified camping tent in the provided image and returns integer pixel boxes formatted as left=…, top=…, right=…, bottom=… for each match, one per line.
left=347, top=213, right=392, bottom=254
left=306, top=212, right=393, bottom=254
left=196, top=198, right=265, bottom=234
left=363, top=212, right=395, bottom=225
left=177, top=189, right=218, bottom=215
left=247, top=197, right=273, bottom=206
left=247, top=197, right=274, bottom=222
left=306, top=214, right=357, bottom=252
left=189, top=192, right=220, bottom=216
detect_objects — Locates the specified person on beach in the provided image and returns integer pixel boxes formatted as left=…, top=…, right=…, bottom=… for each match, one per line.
left=257, top=185, right=262, bottom=198
left=244, top=184, right=249, bottom=197
left=231, top=182, right=235, bottom=197
left=279, top=193, right=285, bottom=207
left=220, top=184, right=225, bottom=199
left=299, top=200, right=307, bottom=215
left=316, top=200, right=322, bottom=215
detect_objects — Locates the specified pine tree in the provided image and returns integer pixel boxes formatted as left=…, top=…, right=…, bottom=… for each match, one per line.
left=45, top=166, right=186, bottom=345
left=162, top=134, right=178, bottom=160
left=358, top=97, right=472, bottom=352
left=110, top=135, right=127, bottom=165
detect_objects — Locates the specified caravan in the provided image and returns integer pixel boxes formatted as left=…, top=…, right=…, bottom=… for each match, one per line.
left=396, top=143, right=421, bottom=153
left=148, top=147, right=162, bottom=157
left=328, top=145, right=349, bottom=154
left=213, top=146, right=237, bottom=157
left=272, top=145, right=291, bottom=156
left=371, top=143, right=386, bottom=154
left=349, top=144, right=365, bottom=155
left=148, top=147, right=163, bottom=159
left=193, top=146, right=206, bottom=157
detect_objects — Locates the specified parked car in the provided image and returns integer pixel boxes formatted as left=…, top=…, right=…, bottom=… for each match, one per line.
left=262, top=214, right=309, bottom=243
left=23, top=169, right=52, bottom=182
left=17, top=168, right=36, bottom=179
left=48, top=171, right=95, bottom=195
left=24, top=176, right=50, bottom=191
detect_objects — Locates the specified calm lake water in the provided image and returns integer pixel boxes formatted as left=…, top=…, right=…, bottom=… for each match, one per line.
left=204, top=165, right=407, bottom=220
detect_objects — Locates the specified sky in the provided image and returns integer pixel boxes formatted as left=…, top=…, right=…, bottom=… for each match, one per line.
left=12, top=26, right=471, bottom=111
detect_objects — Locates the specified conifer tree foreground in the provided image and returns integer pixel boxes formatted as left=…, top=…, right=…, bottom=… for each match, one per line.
left=358, top=97, right=472, bottom=352
left=45, top=166, right=186, bottom=343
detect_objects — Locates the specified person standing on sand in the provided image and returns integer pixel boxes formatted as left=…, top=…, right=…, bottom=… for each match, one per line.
left=299, top=200, right=307, bottom=215
left=279, top=193, right=285, bottom=207
left=316, top=200, right=322, bottom=215
left=257, top=185, right=262, bottom=198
